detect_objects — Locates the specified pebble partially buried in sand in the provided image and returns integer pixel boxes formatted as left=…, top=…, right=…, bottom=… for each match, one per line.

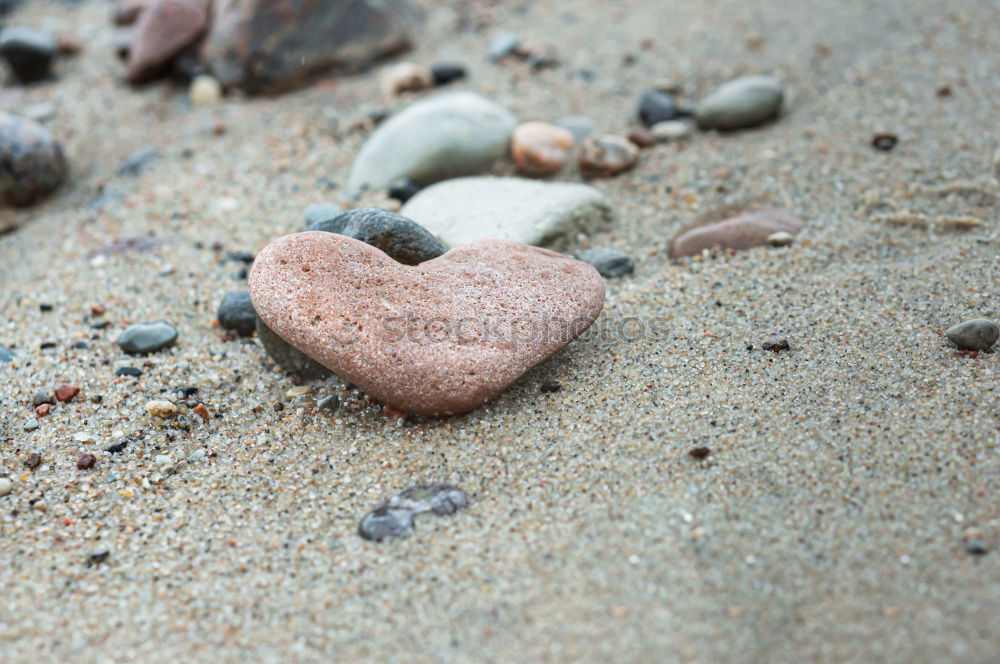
left=249, top=232, right=605, bottom=415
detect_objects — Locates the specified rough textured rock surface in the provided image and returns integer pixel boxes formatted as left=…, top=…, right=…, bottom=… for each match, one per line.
left=200, top=0, right=420, bottom=94
left=401, top=176, right=613, bottom=249
left=126, top=0, right=209, bottom=84
left=249, top=232, right=605, bottom=415
left=0, top=111, right=67, bottom=207
left=346, top=91, right=517, bottom=192
left=668, top=202, right=805, bottom=258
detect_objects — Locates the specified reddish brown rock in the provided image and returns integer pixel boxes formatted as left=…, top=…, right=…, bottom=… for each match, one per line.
left=667, top=202, right=806, bottom=258
left=511, top=122, right=574, bottom=177
left=249, top=233, right=605, bottom=415
left=76, top=453, right=97, bottom=470
left=126, top=0, right=209, bottom=84
left=627, top=126, right=656, bottom=149
left=113, top=0, right=152, bottom=26
left=579, top=134, right=638, bottom=177
left=54, top=383, right=80, bottom=402
left=200, top=0, right=420, bottom=94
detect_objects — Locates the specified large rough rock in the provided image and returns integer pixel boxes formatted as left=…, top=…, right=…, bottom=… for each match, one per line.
left=347, top=92, right=517, bottom=193
left=200, top=0, right=420, bottom=94
left=0, top=111, right=67, bottom=207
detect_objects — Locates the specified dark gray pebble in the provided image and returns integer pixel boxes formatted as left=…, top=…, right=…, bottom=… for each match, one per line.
left=217, top=290, right=257, bottom=337
left=387, top=177, right=421, bottom=203
left=576, top=246, right=635, bottom=278
left=0, top=110, right=67, bottom=207
left=307, top=207, right=446, bottom=266
left=117, top=320, right=177, bottom=355
left=115, top=366, right=142, bottom=377
left=31, top=391, right=52, bottom=406
left=0, top=26, right=57, bottom=83
left=965, top=539, right=989, bottom=555
left=431, top=62, right=466, bottom=86
left=358, top=484, right=469, bottom=542
left=637, top=89, right=678, bottom=127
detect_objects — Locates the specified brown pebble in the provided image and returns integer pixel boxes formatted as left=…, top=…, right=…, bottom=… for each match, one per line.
left=762, top=339, right=791, bottom=352
left=54, top=384, right=80, bottom=402
left=540, top=380, right=562, bottom=393
left=77, top=453, right=97, bottom=470
left=56, top=35, right=84, bottom=56
left=579, top=135, right=639, bottom=177
left=627, top=126, right=656, bottom=149
left=24, top=453, right=42, bottom=469
left=689, top=446, right=711, bottom=459
left=126, top=0, right=209, bottom=84
left=511, top=121, right=574, bottom=176
left=192, top=403, right=211, bottom=420
left=35, top=404, right=50, bottom=417
left=91, top=304, right=106, bottom=315
left=667, top=202, right=806, bottom=258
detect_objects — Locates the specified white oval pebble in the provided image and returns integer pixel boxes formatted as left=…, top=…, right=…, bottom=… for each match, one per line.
left=0, top=478, right=12, bottom=496
left=190, top=74, right=222, bottom=106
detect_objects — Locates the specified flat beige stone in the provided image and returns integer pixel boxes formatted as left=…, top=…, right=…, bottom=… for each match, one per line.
left=249, top=232, right=605, bottom=415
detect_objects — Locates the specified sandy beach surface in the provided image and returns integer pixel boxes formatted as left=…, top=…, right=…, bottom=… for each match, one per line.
left=1, top=0, right=997, bottom=662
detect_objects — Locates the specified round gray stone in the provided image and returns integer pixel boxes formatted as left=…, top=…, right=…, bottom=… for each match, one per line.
left=117, top=320, right=178, bottom=355
left=695, top=75, right=784, bottom=131
left=307, top=207, right=446, bottom=266
left=945, top=318, right=999, bottom=351
left=576, top=247, right=635, bottom=278
left=0, top=110, right=67, bottom=207
left=346, top=91, right=517, bottom=193
left=217, top=290, right=257, bottom=336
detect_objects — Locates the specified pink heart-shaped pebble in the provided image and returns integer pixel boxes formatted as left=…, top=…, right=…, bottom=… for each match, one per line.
left=249, top=232, right=605, bottom=415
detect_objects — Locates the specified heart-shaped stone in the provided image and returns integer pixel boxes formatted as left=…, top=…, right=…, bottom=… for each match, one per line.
left=249, top=232, right=605, bottom=415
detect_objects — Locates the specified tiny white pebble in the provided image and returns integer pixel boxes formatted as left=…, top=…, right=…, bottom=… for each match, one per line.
left=189, top=74, right=222, bottom=106
left=0, top=478, right=12, bottom=496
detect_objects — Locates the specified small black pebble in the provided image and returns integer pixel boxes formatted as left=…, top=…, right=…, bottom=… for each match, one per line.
left=431, top=62, right=467, bottom=86
left=173, top=386, right=198, bottom=398
left=115, top=366, right=142, bottom=377
left=39, top=341, right=56, bottom=349
left=746, top=344, right=754, bottom=351
left=965, top=539, right=989, bottom=556
left=387, top=176, right=421, bottom=203
left=73, top=341, right=89, bottom=349
left=39, top=303, right=53, bottom=312
left=85, top=550, right=110, bottom=567
left=90, top=395, right=103, bottom=404
left=689, top=447, right=711, bottom=459
left=234, top=268, right=247, bottom=280
left=871, top=133, right=898, bottom=151
left=274, top=402, right=284, bottom=412
left=105, top=440, right=128, bottom=454
left=226, top=251, right=255, bottom=265
left=540, top=381, right=562, bottom=393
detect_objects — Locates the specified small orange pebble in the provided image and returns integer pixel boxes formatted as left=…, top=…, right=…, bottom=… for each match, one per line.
left=193, top=403, right=211, bottom=420
left=62, top=518, right=73, bottom=526
left=35, top=404, right=50, bottom=416
left=91, top=304, right=105, bottom=315
left=228, top=539, right=237, bottom=547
